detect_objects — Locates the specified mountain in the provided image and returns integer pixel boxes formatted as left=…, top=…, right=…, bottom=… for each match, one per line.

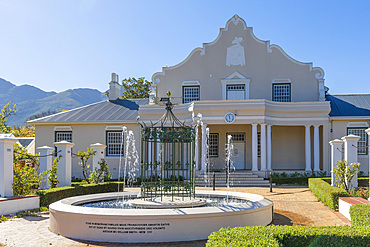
left=0, top=78, right=106, bottom=126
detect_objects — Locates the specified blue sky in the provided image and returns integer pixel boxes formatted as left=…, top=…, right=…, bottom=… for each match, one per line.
left=0, top=0, right=369, bottom=94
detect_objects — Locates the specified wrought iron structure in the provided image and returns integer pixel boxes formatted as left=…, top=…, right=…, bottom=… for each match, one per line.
left=140, top=92, right=196, bottom=200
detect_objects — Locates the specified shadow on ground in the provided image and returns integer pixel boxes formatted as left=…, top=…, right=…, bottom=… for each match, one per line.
left=273, top=210, right=313, bottom=226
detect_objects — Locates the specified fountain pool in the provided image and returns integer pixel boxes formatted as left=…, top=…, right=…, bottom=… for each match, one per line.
left=49, top=190, right=273, bottom=243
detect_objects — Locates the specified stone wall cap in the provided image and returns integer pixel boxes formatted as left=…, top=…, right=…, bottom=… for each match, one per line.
left=90, top=143, right=107, bottom=148
left=54, top=141, right=75, bottom=146
left=329, top=139, right=344, bottom=145
left=37, top=145, right=54, bottom=151
left=341, top=134, right=361, bottom=142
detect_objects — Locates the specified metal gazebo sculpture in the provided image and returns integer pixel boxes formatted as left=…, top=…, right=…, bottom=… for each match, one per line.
left=139, top=92, right=196, bottom=200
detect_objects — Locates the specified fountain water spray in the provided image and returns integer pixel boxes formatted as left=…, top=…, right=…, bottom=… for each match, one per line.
left=118, top=126, right=127, bottom=192
left=226, top=134, right=234, bottom=204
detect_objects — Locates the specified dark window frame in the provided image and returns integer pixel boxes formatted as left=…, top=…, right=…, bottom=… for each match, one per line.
left=106, top=130, right=125, bottom=156
left=347, top=127, right=368, bottom=155
left=182, top=86, right=200, bottom=104
left=208, top=133, right=219, bottom=158
left=272, top=83, right=291, bottom=102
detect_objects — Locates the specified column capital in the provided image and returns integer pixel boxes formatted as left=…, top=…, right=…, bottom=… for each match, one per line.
left=305, top=124, right=312, bottom=128
left=260, top=123, right=267, bottom=126
left=313, top=124, right=321, bottom=128
left=329, top=139, right=344, bottom=146
left=251, top=123, right=258, bottom=126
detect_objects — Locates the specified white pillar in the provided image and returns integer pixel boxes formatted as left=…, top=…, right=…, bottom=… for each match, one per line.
left=37, top=146, right=54, bottom=189
left=305, top=125, right=312, bottom=171
left=260, top=124, right=267, bottom=171
left=313, top=125, right=320, bottom=172
left=267, top=124, right=272, bottom=171
left=201, top=123, right=207, bottom=171
left=342, top=134, right=361, bottom=188
left=365, top=128, right=370, bottom=200
left=54, top=141, right=75, bottom=187
left=329, top=139, right=343, bottom=186
left=90, top=143, right=106, bottom=171
left=252, top=123, right=258, bottom=171
left=0, top=136, right=18, bottom=197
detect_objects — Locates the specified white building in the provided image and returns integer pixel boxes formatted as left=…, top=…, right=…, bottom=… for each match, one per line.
left=29, top=15, right=370, bottom=179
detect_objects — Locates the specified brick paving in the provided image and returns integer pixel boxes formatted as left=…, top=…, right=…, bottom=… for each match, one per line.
left=0, top=186, right=349, bottom=246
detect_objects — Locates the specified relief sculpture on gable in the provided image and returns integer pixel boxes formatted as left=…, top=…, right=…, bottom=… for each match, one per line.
left=226, top=36, right=245, bottom=67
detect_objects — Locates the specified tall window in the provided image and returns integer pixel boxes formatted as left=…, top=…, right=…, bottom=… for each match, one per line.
left=106, top=131, right=124, bottom=156
left=208, top=133, right=219, bottom=157
left=55, top=131, right=72, bottom=156
left=273, top=83, right=291, bottom=102
left=347, top=128, right=368, bottom=155
left=183, top=86, right=200, bottom=103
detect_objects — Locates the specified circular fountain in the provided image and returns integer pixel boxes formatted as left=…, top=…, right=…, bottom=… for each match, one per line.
left=49, top=94, right=273, bottom=243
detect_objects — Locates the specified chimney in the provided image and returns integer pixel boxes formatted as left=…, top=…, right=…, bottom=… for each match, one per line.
left=109, top=73, right=121, bottom=101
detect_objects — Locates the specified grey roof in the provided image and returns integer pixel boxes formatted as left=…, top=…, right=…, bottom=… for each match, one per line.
left=29, top=98, right=149, bottom=123
left=326, top=94, right=370, bottom=117
left=17, top=138, right=34, bottom=147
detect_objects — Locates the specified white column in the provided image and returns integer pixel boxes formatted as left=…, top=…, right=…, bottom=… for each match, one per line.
left=342, top=134, right=361, bottom=188
left=260, top=124, right=267, bottom=171
left=0, top=136, right=18, bottom=197
left=54, top=141, right=75, bottom=187
left=313, top=125, right=320, bottom=172
left=267, top=124, right=272, bottom=171
left=90, top=143, right=106, bottom=170
left=37, top=146, right=54, bottom=189
left=201, top=123, right=207, bottom=171
left=365, top=128, right=370, bottom=200
left=305, top=125, right=312, bottom=171
left=252, top=123, right=258, bottom=171
left=329, top=139, right=344, bottom=186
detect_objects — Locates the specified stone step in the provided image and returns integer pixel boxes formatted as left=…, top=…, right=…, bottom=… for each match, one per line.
left=195, top=178, right=265, bottom=182
left=195, top=183, right=275, bottom=187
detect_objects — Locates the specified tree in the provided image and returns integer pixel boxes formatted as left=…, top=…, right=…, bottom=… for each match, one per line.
left=333, top=160, right=360, bottom=191
left=11, top=125, right=35, bottom=137
left=77, top=148, right=96, bottom=183
left=0, top=101, right=17, bottom=133
left=121, top=77, right=151, bottom=99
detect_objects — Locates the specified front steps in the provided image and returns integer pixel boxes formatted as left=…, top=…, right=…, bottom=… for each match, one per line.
left=195, top=171, right=275, bottom=187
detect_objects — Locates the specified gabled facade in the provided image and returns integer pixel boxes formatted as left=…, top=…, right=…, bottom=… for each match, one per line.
left=30, top=15, right=370, bottom=179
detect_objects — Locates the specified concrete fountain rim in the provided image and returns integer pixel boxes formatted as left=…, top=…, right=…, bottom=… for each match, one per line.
left=49, top=190, right=273, bottom=218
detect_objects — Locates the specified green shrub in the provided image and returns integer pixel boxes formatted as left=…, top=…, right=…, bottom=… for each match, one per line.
left=308, top=178, right=349, bottom=210
left=207, top=225, right=370, bottom=247
left=350, top=204, right=370, bottom=226
left=36, top=182, right=124, bottom=207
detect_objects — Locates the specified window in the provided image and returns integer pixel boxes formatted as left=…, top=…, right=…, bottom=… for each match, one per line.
left=208, top=133, right=219, bottom=157
left=182, top=86, right=200, bottom=103
left=347, top=128, right=368, bottom=155
left=106, top=131, right=124, bottom=156
left=55, top=131, right=72, bottom=156
left=273, top=83, right=291, bottom=102
left=227, top=84, right=245, bottom=100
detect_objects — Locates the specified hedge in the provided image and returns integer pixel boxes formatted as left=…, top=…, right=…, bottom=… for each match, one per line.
left=272, top=177, right=309, bottom=185
left=350, top=204, right=370, bottom=226
left=35, top=182, right=124, bottom=207
left=308, top=178, right=349, bottom=211
left=206, top=225, right=370, bottom=247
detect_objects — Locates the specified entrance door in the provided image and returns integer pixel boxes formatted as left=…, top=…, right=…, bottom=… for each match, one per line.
left=227, top=133, right=245, bottom=170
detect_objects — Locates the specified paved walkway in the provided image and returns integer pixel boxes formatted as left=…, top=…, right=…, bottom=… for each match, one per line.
left=0, top=186, right=349, bottom=247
